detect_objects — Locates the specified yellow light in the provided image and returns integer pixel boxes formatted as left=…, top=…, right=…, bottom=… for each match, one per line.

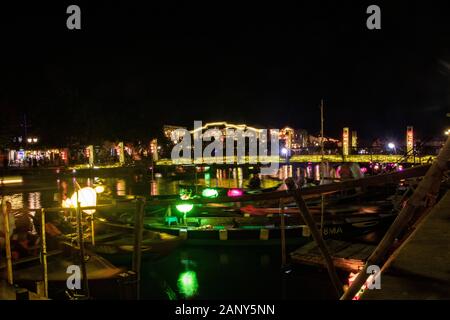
left=343, top=127, right=350, bottom=156
left=62, top=198, right=72, bottom=208
left=0, top=176, right=23, bottom=185
left=64, top=187, right=97, bottom=214
left=94, top=185, right=105, bottom=193
left=190, top=121, right=264, bottom=134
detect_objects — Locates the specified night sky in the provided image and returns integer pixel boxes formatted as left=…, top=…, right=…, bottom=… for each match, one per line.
left=0, top=1, right=449, bottom=146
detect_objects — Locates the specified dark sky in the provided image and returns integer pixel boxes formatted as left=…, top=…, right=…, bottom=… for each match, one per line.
left=0, top=1, right=449, bottom=146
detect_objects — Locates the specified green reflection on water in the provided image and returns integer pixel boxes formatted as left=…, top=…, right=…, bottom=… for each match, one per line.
left=177, top=270, right=199, bottom=298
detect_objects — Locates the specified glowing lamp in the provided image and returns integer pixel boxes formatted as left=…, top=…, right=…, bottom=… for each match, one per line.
left=227, top=188, right=243, bottom=197
left=94, top=185, right=105, bottom=193
left=63, top=187, right=97, bottom=214
left=176, top=203, right=194, bottom=214
left=388, top=142, right=395, bottom=149
left=202, top=188, right=218, bottom=198
left=281, top=148, right=288, bottom=156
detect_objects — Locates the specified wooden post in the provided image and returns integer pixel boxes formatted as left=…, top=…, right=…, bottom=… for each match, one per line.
left=320, top=194, right=325, bottom=230
left=341, top=136, right=450, bottom=300
left=132, top=197, right=145, bottom=300
left=320, top=100, right=326, bottom=231
left=90, top=214, right=95, bottom=246
left=76, top=201, right=90, bottom=298
left=1, top=199, right=13, bottom=285
left=285, top=178, right=343, bottom=297
left=280, top=201, right=286, bottom=267
left=40, top=208, right=48, bottom=297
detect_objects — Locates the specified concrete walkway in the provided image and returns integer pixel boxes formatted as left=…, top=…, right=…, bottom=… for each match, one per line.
left=364, top=191, right=450, bottom=299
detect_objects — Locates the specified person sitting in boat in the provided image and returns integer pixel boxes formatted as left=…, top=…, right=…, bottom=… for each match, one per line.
left=338, top=164, right=353, bottom=181
left=32, top=211, right=72, bottom=250
left=10, top=211, right=40, bottom=259
left=248, top=174, right=261, bottom=189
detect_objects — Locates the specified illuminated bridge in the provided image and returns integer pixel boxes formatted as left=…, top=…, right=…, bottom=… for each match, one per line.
left=155, top=154, right=437, bottom=166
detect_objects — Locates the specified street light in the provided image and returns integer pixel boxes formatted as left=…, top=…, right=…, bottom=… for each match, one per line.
left=27, top=137, right=38, bottom=144
left=387, top=142, right=396, bottom=154
left=444, top=129, right=450, bottom=136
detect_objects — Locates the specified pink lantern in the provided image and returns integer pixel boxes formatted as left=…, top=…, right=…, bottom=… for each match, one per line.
left=227, top=188, right=244, bottom=197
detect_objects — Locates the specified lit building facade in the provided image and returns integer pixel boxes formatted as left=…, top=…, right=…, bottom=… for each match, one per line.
left=164, top=125, right=187, bottom=144
left=279, top=127, right=308, bottom=150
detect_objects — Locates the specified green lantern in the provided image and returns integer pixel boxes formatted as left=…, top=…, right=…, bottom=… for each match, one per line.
left=201, top=188, right=218, bottom=198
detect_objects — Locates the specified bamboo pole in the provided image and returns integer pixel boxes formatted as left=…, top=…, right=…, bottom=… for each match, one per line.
left=280, top=201, right=286, bottom=267
left=76, top=197, right=90, bottom=298
left=132, top=197, right=145, bottom=300
left=379, top=205, right=435, bottom=275
left=1, top=199, right=13, bottom=285
left=341, top=136, right=450, bottom=300
left=90, top=214, right=95, bottom=246
left=40, top=208, right=48, bottom=297
left=285, top=178, right=343, bottom=297
left=320, top=99, right=325, bottom=231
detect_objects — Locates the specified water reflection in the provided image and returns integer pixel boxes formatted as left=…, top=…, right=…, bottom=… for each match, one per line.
left=2, top=193, right=25, bottom=210
left=150, top=180, right=158, bottom=196
left=278, top=165, right=293, bottom=181
left=28, top=192, right=41, bottom=210
left=0, top=173, right=339, bottom=300
left=116, top=179, right=126, bottom=196
left=2, top=168, right=283, bottom=214
left=315, top=164, right=320, bottom=181
left=204, top=172, right=211, bottom=187
left=177, top=270, right=199, bottom=298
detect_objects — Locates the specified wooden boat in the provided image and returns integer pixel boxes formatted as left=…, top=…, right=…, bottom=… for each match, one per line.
left=3, top=250, right=124, bottom=283
left=239, top=200, right=394, bottom=216
left=85, top=221, right=184, bottom=265
left=0, top=243, right=125, bottom=299
left=176, top=183, right=282, bottom=195
left=143, top=211, right=397, bottom=246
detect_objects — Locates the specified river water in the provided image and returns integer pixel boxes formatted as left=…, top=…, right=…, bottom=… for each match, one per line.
left=1, top=168, right=339, bottom=300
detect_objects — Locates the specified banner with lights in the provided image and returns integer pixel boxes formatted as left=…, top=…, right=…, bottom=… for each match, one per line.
left=406, top=126, right=414, bottom=156
left=343, top=127, right=350, bottom=156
